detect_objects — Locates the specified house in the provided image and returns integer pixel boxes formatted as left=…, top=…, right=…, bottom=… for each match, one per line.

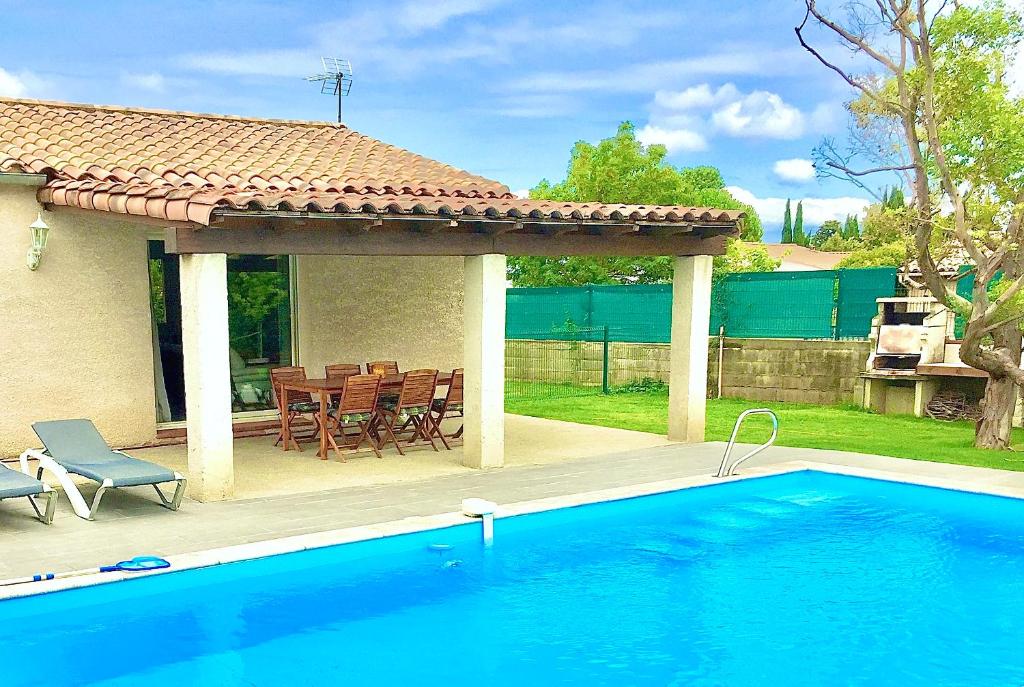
left=0, top=97, right=743, bottom=501
left=763, top=244, right=850, bottom=271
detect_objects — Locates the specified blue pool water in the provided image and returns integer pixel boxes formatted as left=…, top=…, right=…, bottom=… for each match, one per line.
left=4, top=470, right=1024, bottom=686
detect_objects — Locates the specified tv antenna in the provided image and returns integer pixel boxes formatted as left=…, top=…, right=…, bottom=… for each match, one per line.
left=305, top=57, right=353, bottom=123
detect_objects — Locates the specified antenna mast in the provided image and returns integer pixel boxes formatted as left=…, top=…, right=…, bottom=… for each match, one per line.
left=305, top=57, right=353, bottom=123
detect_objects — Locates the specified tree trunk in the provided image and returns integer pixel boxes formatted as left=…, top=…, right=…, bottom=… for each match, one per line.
left=976, top=373, right=1016, bottom=449
left=972, top=325, right=1022, bottom=449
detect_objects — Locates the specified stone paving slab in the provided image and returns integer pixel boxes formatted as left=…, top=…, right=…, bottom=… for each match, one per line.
left=2, top=440, right=1024, bottom=580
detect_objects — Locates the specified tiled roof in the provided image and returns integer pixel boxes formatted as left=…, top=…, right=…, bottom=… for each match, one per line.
left=0, top=98, right=745, bottom=228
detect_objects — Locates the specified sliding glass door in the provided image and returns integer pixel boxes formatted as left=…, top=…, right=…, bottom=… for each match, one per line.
left=148, top=242, right=294, bottom=422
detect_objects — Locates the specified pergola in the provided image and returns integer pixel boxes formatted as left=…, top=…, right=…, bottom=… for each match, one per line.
left=159, top=204, right=739, bottom=499
left=2, top=98, right=744, bottom=501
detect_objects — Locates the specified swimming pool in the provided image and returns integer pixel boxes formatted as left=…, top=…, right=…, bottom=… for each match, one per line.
left=3, top=470, right=1024, bottom=686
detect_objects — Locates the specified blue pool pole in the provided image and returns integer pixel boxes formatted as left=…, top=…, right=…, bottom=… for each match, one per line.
left=462, top=498, right=496, bottom=546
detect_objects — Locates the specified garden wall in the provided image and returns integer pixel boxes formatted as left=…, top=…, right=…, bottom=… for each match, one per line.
left=506, top=337, right=872, bottom=406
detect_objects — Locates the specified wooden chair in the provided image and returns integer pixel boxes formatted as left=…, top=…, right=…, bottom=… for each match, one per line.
left=374, top=369, right=439, bottom=455
left=328, top=374, right=383, bottom=460
left=324, top=364, right=363, bottom=439
left=428, top=368, right=464, bottom=450
left=365, top=360, right=399, bottom=376
left=269, top=366, right=321, bottom=451
left=326, top=363, right=362, bottom=381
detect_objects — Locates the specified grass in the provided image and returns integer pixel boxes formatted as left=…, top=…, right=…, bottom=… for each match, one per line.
left=505, top=389, right=1024, bottom=472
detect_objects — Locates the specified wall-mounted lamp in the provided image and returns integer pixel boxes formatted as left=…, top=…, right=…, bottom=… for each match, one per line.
left=26, top=213, right=50, bottom=271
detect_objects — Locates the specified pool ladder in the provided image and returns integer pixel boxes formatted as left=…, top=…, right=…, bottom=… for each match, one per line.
left=715, top=409, right=779, bottom=478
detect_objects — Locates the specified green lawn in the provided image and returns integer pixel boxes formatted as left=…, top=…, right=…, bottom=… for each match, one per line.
left=506, top=390, right=1024, bottom=472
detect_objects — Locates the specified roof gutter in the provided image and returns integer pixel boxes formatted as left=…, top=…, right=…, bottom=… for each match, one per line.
left=0, top=172, right=48, bottom=187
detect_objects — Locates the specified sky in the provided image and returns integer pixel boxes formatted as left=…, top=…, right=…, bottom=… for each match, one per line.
left=0, top=0, right=927, bottom=241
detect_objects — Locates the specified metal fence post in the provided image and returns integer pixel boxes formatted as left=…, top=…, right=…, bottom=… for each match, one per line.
left=602, top=325, right=610, bottom=394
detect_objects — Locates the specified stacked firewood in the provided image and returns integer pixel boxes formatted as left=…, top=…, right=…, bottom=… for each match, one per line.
left=925, top=390, right=983, bottom=422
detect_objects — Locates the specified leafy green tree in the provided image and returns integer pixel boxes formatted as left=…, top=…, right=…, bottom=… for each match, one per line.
left=809, top=219, right=841, bottom=248
left=799, top=0, right=1024, bottom=448
left=509, top=122, right=770, bottom=285
left=781, top=199, right=793, bottom=243
left=793, top=201, right=806, bottom=246
left=837, top=241, right=906, bottom=268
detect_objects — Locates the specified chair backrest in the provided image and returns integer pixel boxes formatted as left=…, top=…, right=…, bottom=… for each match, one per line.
left=338, top=374, right=382, bottom=415
left=445, top=368, right=464, bottom=405
left=366, top=360, right=399, bottom=376
left=32, top=419, right=114, bottom=461
left=398, top=369, right=438, bottom=409
left=325, top=363, right=361, bottom=381
left=269, top=366, right=312, bottom=407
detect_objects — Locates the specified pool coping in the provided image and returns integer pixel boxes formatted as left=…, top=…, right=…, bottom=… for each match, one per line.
left=4, top=458, right=1024, bottom=600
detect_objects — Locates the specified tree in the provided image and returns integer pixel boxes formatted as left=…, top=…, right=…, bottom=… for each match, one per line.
left=509, top=122, right=771, bottom=286
left=886, top=187, right=906, bottom=209
left=793, top=201, right=807, bottom=245
left=810, top=219, right=841, bottom=247
left=797, top=1, right=1024, bottom=448
left=781, top=199, right=794, bottom=243
left=842, top=214, right=861, bottom=240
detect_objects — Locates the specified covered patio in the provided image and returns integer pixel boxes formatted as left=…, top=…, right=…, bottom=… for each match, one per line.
left=1, top=99, right=745, bottom=504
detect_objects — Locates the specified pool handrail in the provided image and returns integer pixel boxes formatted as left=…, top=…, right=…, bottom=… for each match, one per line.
left=715, top=408, right=779, bottom=477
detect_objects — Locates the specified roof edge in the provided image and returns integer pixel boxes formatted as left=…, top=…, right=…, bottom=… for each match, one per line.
left=0, top=96, right=346, bottom=128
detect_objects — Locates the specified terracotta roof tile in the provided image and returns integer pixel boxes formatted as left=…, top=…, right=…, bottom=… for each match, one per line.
left=1, top=97, right=745, bottom=228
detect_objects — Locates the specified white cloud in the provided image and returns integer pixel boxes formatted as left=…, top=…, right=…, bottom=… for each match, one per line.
left=179, top=2, right=682, bottom=86
left=121, top=72, right=167, bottom=92
left=710, top=90, right=804, bottom=139
left=652, top=83, right=740, bottom=110
left=514, top=188, right=530, bottom=199
left=727, top=186, right=870, bottom=226
left=773, top=158, right=816, bottom=183
left=508, top=48, right=806, bottom=94
left=0, top=67, right=28, bottom=97
left=640, top=82, right=838, bottom=153
left=636, top=124, right=707, bottom=152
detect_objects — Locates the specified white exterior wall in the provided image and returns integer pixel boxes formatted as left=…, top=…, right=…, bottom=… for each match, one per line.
left=0, top=184, right=157, bottom=456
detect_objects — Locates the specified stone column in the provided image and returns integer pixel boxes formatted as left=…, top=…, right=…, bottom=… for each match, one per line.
left=463, top=254, right=506, bottom=468
left=179, top=253, right=234, bottom=501
left=668, top=255, right=713, bottom=443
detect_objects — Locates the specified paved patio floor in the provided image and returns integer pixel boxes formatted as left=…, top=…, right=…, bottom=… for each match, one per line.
left=2, top=415, right=1024, bottom=580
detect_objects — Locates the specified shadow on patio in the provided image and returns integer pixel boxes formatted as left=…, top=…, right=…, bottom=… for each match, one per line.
left=132, top=414, right=672, bottom=500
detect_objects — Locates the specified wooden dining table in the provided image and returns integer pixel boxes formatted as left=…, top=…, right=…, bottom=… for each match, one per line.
left=278, top=372, right=453, bottom=459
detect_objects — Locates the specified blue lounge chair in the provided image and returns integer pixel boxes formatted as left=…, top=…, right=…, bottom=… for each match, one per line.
left=20, top=419, right=186, bottom=521
left=0, top=464, right=57, bottom=524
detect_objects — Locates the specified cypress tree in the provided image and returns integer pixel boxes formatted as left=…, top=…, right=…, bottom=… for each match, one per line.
left=781, top=199, right=793, bottom=243
left=887, top=188, right=905, bottom=209
left=843, top=214, right=860, bottom=239
left=794, top=201, right=806, bottom=246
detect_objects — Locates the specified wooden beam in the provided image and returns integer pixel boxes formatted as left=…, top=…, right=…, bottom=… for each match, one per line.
left=164, top=226, right=730, bottom=257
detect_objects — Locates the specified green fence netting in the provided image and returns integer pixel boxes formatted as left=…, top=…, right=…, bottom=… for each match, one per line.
left=506, top=267, right=897, bottom=342
left=836, top=267, right=899, bottom=338
left=710, top=271, right=837, bottom=338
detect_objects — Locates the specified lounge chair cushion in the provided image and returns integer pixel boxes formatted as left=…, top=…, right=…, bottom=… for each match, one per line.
left=288, top=401, right=321, bottom=413
left=0, top=465, right=45, bottom=499
left=431, top=399, right=463, bottom=412
left=32, top=419, right=178, bottom=488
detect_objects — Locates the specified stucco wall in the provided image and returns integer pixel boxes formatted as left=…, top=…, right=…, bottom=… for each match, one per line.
left=294, top=255, right=464, bottom=375
left=0, top=184, right=157, bottom=456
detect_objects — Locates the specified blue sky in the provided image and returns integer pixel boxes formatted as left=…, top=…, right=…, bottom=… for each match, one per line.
left=0, top=0, right=878, bottom=241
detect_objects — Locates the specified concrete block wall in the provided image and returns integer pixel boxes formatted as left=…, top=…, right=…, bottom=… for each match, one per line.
left=506, top=337, right=871, bottom=405
left=708, top=338, right=871, bottom=405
